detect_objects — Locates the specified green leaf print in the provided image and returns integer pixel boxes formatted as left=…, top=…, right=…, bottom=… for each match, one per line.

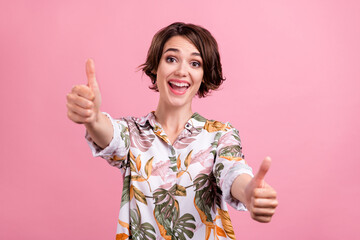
left=173, top=213, right=196, bottom=239
left=168, top=156, right=177, bottom=173
left=210, top=150, right=217, bottom=158
left=192, top=113, right=207, bottom=122
left=170, top=147, right=175, bottom=155
left=214, top=163, right=224, bottom=186
left=130, top=160, right=136, bottom=172
left=133, top=185, right=147, bottom=205
left=214, top=132, right=222, bottom=141
left=153, top=188, right=173, bottom=205
left=120, top=175, right=130, bottom=208
left=211, top=132, right=222, bottom=148
left=194, top=173, right=222, bottom=223
left=120, top=124, right=130, bottom=148
left=130, top=204, right=156, bottom=240
left=169, top=156, right=177, bottom=164
left=218, top=145, right=242, bottom=158
left=193, top=176, right=206, bottom=191
left=232, top=133, right=241, bottom=142
left=153, top=185, right=195, bottom=239
left=170, top=165, right=178, bottom=172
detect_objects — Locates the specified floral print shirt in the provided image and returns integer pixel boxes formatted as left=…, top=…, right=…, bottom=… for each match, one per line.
left=86, top=112, right=253, bottom=240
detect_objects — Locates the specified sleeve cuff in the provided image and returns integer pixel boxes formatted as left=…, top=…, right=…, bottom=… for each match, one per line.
left=222, top=163, right=253, bottom=211
left=85, top=112, right=121, bottom=158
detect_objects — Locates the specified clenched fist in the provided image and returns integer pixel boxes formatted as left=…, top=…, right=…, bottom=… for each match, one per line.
left=66, top=59, right=101, bottom=126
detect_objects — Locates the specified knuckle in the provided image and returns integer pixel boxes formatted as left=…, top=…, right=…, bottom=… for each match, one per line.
left=258, top=216, right=270, bottom=223
left=270, top=208, right=276, bottom=215
left=72, top=85, right=79, bottom=92
left=73, top=84, right=87, bottom=94
left=66, top=102, right=74, bottom=111
left=89, top=102, right=94, bottom=109
left=253, top=188, right=262, bottom=197
left=88, top=92, right=95, bottom=100
left=252, top=189, right=258, bottom=197
left=252, top=207, right=260, bottom=215
left=253, top=198, right=261, bottom=207
left=85, top=109, right=92, bottom=117
left=84, top=117, right=93, bottom=124
left=271, top=189, right=277, bottom=197
left=66, top=93, right=74, bottom=102
left=67, top=112, right=78, bottom=123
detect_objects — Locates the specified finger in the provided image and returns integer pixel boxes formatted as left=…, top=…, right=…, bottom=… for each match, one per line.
left=250, top=214, right=272, bottom=223
left=253, top=187, right=277, bottom=199
left=67, top=110, right=93, bottom=124
left=71, top=85, right=94, bottom=100
left=66, top=102, right=93, bottom=118
left=254, top=156, right=271, bottom=187
left=252, top=198, right=278, bottom=208
left=86, top=58, right=98, bottom=90
left=67, top=93, right=94, bottom=109
left=251, top=207, right=276, bottom=217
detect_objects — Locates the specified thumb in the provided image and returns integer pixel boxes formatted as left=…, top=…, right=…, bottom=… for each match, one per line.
left=86, top=58, right=99, bottom=91
left=254, top=156, right=271, bottom=188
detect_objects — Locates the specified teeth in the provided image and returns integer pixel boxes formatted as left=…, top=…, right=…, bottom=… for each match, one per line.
left=169, top=81, right=189, bottom=87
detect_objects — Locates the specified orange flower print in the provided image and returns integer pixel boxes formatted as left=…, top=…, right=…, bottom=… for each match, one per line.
left=204, top=120, right=230, bottom=133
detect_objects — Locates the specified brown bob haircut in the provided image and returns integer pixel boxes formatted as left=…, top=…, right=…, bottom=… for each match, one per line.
left=140, top=22, right=225, bottom=98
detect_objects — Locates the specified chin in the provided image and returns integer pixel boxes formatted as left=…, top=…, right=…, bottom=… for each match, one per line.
left=165, top=94, right=194, bottom=108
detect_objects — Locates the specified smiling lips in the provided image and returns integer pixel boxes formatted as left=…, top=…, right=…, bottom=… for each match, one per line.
left=168, top=80, right=190, bottom=95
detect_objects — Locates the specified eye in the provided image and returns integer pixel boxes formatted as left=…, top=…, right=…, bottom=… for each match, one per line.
left=166, top=56, right=177, bottom=63
left=191, top=61, right=201, bottom=68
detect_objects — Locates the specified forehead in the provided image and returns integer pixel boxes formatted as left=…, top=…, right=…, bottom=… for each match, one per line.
left=163, top=36, right=200, bottom=54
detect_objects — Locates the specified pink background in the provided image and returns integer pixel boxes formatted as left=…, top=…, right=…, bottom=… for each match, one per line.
left=1, top=0, right=359, bottom=239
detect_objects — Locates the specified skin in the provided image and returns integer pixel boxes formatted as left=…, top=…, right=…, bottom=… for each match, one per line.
left=66, top=36, right=278, bottom=223
left=154, top=36, right=204, bottom=144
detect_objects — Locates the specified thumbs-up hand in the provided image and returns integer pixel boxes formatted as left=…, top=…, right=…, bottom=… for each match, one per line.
left=244, top=157, right=278, bottom=223
left=66, top=59, right=102, bottom=126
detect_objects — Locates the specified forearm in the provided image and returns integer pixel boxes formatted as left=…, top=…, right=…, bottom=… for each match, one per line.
left=230, top=173, right=253, bottom=207
left=85, top=112, right=113, bottom=149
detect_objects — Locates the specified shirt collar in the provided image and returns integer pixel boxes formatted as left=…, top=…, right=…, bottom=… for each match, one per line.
left=140, top=111, right=207, bottom=134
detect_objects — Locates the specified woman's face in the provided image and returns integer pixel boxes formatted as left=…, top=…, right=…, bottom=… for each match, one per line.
left=155, top=36, right=204, bottom=109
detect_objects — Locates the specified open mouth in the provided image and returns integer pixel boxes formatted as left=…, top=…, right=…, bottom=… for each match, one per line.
left=168, top=80, right=190, bottom=95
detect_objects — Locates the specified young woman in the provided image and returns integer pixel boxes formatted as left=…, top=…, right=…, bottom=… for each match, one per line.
left=66, top=22, right=278, bottom=240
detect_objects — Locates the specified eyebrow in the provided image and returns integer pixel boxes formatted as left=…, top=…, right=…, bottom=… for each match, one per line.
left=163, top=48, right=201, bottom=57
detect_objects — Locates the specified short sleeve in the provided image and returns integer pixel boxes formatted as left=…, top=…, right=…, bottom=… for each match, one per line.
left=85, top=112, right=130, bottom=172
left=213, top=123, right=253, bottom=211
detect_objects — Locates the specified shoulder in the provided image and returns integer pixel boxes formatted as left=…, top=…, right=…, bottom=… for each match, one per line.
left=116, top=112, right=155, bottom=131
left=203, top=120, right=233, bottom=133
left=192, top=112, right=238, bottom=134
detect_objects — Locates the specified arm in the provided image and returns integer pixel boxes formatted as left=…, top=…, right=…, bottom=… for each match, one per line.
left=231, top=157, right=278, bottom=223
left=66, top=59, right=113, bottom=149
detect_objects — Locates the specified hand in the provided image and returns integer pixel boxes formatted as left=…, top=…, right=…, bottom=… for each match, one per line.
left=66, top=59, right=102, bottom=125
left=244, top=157, right=278, bottom=223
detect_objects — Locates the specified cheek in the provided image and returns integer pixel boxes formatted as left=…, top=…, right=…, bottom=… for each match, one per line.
left=196, top=71, right=204, bottom=84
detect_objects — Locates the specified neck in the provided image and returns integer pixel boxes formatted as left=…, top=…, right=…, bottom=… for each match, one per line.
left=154, top=103, right=193, bottom=134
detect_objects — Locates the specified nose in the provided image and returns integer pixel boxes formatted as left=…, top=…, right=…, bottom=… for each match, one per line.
left=174, top=61, right=188, bottom=77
